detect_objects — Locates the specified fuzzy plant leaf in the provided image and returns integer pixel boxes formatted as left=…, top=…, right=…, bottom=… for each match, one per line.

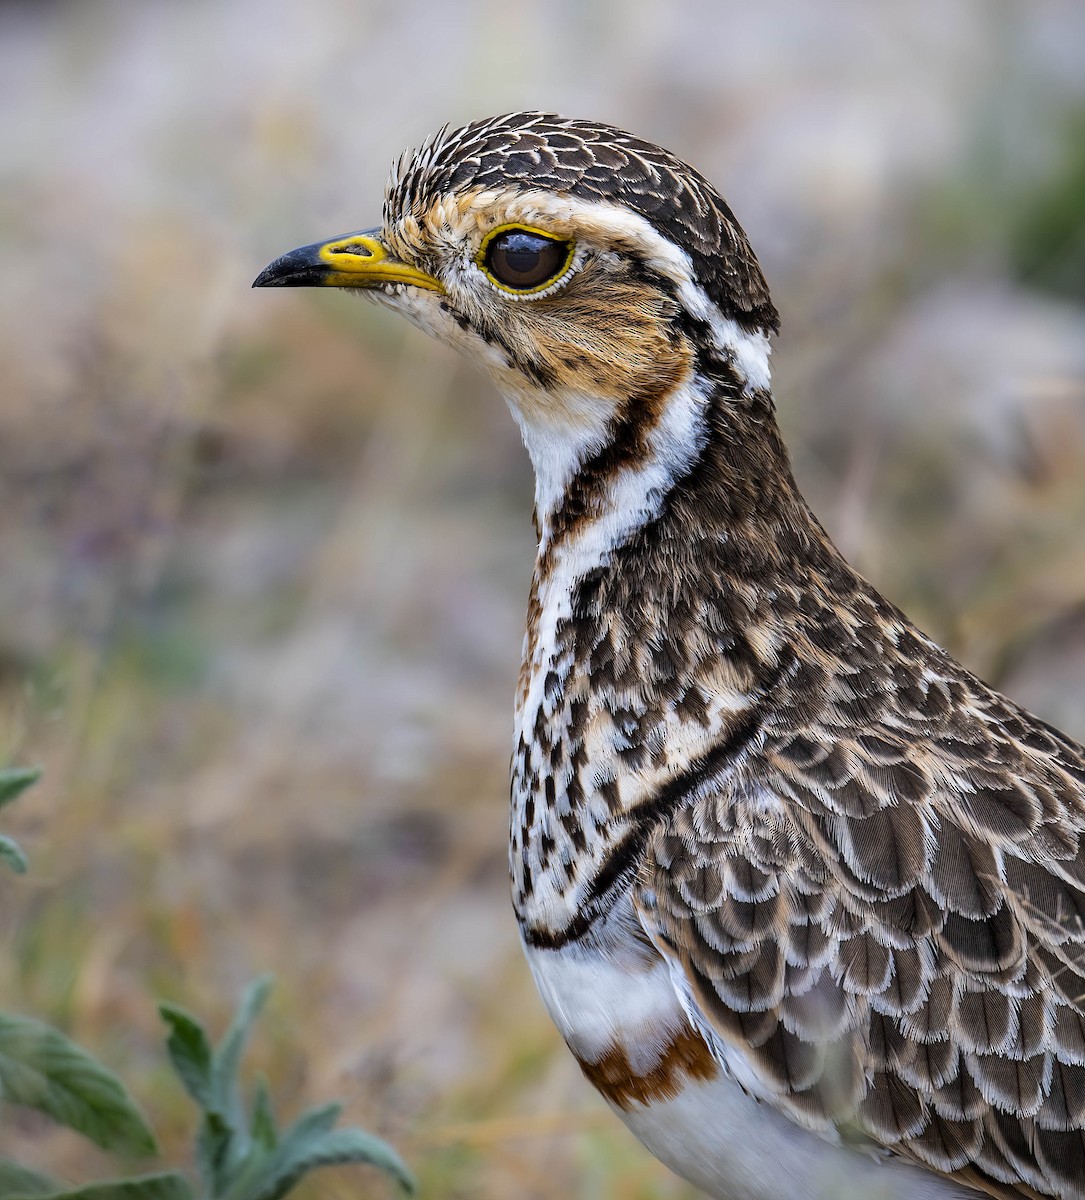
left=0, top=1014, right=156, bottom=1157
left=271, top=1101, right=340, bottom=1145
left=213, top=1104, right=340, bottom=1200
left=0, top=836, right=28, bottom=875
left=11, top=1173, right=195, bottom=1200
left=194, top=1109, right=233, bottom=1197
left=249, top=1077, right=277, bottom=1152
left=157, top=978, right=411, bottom=1200
left=0, top=768, right=41, bottom=812
left=161, top=978, right=274, bottom=1196
left=157, top=1005, right=213, bottom=1110
left=159, top=1003, right=231, bottom=1193
left=0, top=1159, right=62, bottom=1198
left=0, top=766, right=40, bottom=874
left=211, top=976, right=272, bottom=1121
left=239, top=1124, right=415, bottom=1200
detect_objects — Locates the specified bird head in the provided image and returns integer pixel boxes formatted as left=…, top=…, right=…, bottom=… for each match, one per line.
left=255, top=113, right=781, bottom=519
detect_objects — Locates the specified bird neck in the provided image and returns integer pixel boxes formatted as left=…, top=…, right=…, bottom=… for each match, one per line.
left=509, top=358, right=852, bottom=941
left=518, top=350, right=820, bottom=632
left=511, top=320, right=779, bottom=552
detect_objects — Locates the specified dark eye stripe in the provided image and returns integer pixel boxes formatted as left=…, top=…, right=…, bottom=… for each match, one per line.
left=483, top=229, right=572, bottom=292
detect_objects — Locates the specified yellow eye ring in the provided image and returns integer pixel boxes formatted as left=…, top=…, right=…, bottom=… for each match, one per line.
left=476, top=224, right=576, bottom=296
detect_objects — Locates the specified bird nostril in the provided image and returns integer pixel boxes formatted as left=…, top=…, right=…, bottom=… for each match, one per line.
left=330, top=241, right=375, bottom=257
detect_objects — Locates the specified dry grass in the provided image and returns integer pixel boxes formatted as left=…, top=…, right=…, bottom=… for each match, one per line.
left=1, top=1, right=1084, bottom=1196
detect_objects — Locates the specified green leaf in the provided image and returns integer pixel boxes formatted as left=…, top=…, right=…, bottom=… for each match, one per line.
left=0, top=835, right=28, bottom=875
left=159, top=1003, right=232, bottom=1192
left=239, top=1126, right=415, bottom=1200
left=14, top=1173, right=195, bottom=1200
left=211, top=976, right=273, bottom=1117
left=0, top=1013, right=156, bottom=1157
left=0, top=1158, right=62, bottom=1198
left=274, top=1101, right=340, bottom=1143
left=0, top=768, right=41, bottom=811
left=161, top=980, right=274, bottom=1194
left=158, top=1005, right=213, bottom=1109
left=216, top=1099, right=340, bottom=1198
left=196, top=975, right=274, bottom=1192
left=194, top=1109, right=233, bottom=1195
left=249, top=1077, right=277, bottom=1151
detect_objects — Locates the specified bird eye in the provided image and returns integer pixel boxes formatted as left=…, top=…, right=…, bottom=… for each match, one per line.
left=481, top=227, right=573, bottom=293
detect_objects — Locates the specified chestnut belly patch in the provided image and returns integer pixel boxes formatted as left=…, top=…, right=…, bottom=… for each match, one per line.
left=574, top=1021, right=720, bottom=1110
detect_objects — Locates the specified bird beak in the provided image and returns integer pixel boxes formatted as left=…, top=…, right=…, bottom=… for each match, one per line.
left=252, top=228, right=443, bottom=292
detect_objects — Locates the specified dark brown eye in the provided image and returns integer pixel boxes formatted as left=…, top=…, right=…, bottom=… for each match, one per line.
left=483, top=229, right=572, bottom=292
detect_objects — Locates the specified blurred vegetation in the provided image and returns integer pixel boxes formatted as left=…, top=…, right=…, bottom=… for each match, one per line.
left=1, top=1, right=1083, bottom=1197
left=1009, top=104, right=1085, bottom=302
left=923, top=92, right=1085, bottom=304
left=1, top=954, right=413, bottom=1199
left=0, top=772, right=412, bottom=1200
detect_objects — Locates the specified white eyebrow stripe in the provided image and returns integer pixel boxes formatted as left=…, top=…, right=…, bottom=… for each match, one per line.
left=420, top=187, right=773, bottom=395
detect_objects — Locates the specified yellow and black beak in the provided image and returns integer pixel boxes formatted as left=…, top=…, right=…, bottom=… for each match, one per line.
left=252, top=228, right=442, bottom=292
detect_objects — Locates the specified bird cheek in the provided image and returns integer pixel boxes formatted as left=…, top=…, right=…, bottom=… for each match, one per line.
left=418, top=293, right=520, bottom=380
left=377, top=287, right=452, bottom=343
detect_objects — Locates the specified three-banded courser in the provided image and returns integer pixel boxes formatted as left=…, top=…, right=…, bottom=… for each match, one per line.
left=256, top=112, right=1085, bottom=1200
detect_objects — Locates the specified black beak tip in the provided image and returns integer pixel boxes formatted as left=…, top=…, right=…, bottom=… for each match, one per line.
left=252, top=244, right=329, bottom=288
left=252, top=265, right=280, bottom=288
left=252, top=260, right=304, bottom=288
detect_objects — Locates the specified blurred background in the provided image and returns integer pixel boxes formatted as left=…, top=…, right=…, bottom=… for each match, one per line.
left=2, top=0, right=1084, bottom=1196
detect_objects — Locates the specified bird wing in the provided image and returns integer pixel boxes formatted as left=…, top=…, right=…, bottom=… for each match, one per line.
left=634, top=647, right=1085, bottom=1200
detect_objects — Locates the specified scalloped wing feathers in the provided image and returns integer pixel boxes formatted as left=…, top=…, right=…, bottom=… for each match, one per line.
left=637, top=637, right=1085, bottom=1199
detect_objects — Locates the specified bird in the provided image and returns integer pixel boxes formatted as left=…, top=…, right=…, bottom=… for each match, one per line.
left=254, top=112, right=1085, bottom=1200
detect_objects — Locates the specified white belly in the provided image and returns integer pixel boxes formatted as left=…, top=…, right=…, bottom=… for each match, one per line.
left=523, top=904, right=977, bottom=1200
left=620, top=1075, right=977, bottom=1200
